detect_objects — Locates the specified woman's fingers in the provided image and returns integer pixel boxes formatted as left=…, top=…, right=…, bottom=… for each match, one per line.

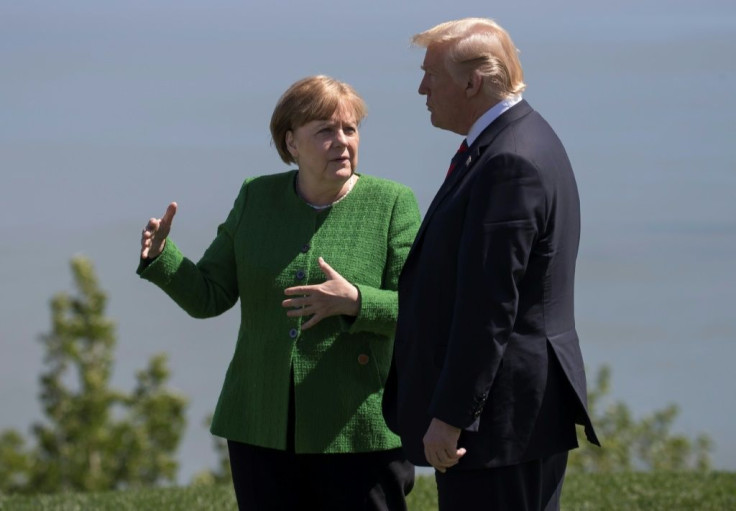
left=282, top=294, right=320, bottom=329
left=281, top=289, right=325, bottom=329
left=317, top=256, right=338, bottom=278
left=139, top=203, right=176, bottom=260
left=283, top=285, right=309, bottom=297
left=282, top=296, right=310, bottom=311
left=145, top=218, right=159, bottom=236
left=140, top=219, right=157, bottom=258
left=300, top=314, right=321, bottom=330
left=161, top=202, right=177, bottom=229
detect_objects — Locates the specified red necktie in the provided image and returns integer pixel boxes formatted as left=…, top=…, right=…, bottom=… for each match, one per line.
left=446, top=139, right=469, bottom=178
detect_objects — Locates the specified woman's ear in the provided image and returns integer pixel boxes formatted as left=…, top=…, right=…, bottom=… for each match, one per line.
left=285, top=130, right=298, bottom=158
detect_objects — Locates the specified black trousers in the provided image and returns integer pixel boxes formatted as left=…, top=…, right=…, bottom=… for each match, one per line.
left=435, top=451, right=569, bottom=511
left=227, top=370, right=413, bottom=510
left=228, top=441, right=414, bottom=510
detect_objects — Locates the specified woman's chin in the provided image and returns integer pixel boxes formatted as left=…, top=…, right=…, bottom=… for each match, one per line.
left=331, top=165, right=354, bottom=179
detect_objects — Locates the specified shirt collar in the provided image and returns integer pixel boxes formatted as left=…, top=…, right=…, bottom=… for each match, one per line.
left=466, top=94, right=523, bottom=147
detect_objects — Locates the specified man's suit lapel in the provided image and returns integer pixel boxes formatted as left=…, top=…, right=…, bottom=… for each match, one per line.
left=411, top=147, right=476, bottom=244
left=405, top=100, right=534, bottom=266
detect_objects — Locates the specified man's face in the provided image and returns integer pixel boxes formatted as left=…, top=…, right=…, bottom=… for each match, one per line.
left=418, top=44, right=468, bottom=134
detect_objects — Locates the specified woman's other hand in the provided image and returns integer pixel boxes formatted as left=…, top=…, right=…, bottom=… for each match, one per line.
left=141, top=202, right=177, bottom=259
left=282, top=257, right=360, bottom=329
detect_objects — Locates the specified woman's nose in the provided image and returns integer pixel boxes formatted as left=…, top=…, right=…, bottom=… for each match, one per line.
left=334, top=130, right=348, bottom=145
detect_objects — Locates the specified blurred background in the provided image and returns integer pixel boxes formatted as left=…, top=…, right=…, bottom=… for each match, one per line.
left=2, top=0, right=734, bottom=483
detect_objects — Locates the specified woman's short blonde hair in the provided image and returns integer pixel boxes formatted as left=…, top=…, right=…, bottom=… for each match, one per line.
left=270, top=75, right=367, bottom=164
left=412, top=18, right=526, bottom=101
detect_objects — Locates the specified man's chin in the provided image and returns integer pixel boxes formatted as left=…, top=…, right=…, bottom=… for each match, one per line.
left=429, top=114, right=447, bottom=130
left=431, top=120, right=453, bottom=132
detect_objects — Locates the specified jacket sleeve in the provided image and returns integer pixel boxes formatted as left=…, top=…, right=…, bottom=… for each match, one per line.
left=344, top=185, right=421, bottom=337
left=136, top=181, right=249, bottom=319
left=429, top=153, right=546, bottom=428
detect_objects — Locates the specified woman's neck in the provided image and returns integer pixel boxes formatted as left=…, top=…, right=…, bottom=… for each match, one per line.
left=296, top=172, right=357, bottom=209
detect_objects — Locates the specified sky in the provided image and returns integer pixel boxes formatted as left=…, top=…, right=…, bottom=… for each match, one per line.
left=2, top=0, right=735, bottom=483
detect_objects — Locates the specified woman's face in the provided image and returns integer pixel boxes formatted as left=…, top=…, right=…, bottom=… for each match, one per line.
left=286, top=103, right=359, bottom=183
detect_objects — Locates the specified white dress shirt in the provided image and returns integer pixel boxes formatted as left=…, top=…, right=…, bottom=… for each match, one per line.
left=466, top=94, right=523, bottom=147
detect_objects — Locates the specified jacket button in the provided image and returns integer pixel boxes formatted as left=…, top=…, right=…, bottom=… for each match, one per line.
left=296, top=270, right=306, bottom=280
left=289, top=328, right=298, bottom=339
left=357, top=354, right=370, bottom=365
left=300, top=244, right=310, bottom=253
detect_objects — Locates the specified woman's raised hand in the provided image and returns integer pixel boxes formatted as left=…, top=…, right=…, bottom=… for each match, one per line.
left=140, top=202, right=177, bottom=259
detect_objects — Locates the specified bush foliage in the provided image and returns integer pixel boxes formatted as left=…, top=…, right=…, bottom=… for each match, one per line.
left=0, top=257, right=187, bottom=494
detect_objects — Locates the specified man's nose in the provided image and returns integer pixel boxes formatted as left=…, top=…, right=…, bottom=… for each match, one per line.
left=418, top=77, right=428, bottom=95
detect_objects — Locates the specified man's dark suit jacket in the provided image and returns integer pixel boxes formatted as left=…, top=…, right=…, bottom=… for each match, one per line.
left=383, top=100, right=600, bottom=469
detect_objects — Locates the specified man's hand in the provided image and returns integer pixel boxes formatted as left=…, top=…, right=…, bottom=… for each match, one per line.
left=423, top=417, right=466, bottom=473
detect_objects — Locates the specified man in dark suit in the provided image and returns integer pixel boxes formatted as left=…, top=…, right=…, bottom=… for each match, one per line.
left=383, top=18, right=600, bottom=510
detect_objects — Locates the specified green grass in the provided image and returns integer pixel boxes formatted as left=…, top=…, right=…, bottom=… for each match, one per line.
left=561, top=472, right=736, bottom=510
left=1, top=473, right=734, bottom=510
left=0, top=485, right=236, bottom=511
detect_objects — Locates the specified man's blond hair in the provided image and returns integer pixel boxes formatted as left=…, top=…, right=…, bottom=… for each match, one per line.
left=413, top=18, right=526, bottom=101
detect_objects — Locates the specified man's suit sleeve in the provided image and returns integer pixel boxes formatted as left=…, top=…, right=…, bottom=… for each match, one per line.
left=429, top=153, right=546, bottom=429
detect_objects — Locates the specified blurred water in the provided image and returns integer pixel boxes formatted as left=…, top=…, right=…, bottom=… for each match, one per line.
left=1, top=1, right=734, bottom=483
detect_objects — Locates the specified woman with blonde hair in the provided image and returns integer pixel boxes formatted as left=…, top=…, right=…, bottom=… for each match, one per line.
left=138, top=75, right=419, bottom=510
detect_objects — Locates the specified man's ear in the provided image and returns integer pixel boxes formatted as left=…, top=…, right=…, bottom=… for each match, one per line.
left=465, top=70, right=483, bottom=98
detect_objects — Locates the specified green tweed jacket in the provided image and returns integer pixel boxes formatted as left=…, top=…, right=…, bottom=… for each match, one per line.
left=138, top=170, right=420, bottom=453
